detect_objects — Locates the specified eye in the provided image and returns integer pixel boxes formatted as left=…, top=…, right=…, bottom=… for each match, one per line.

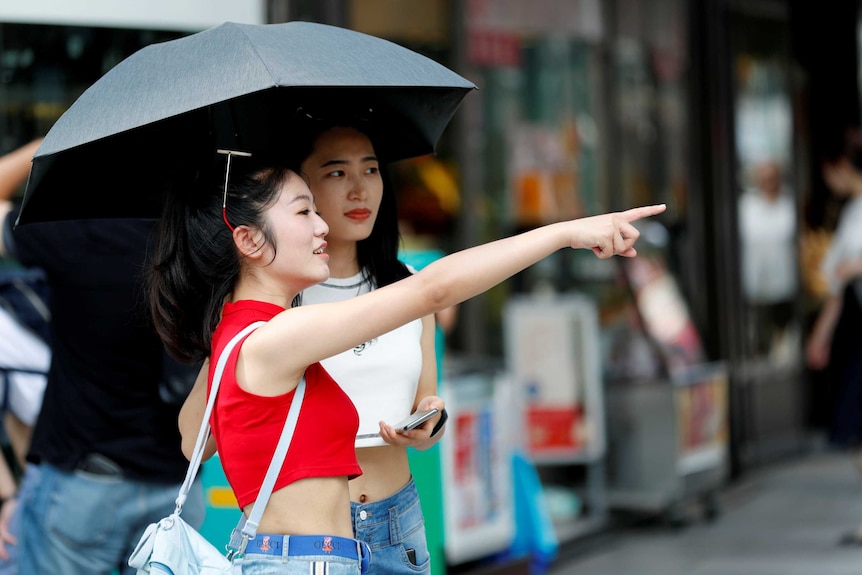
left=327, top=169, right=345, bottom=178
left=366, top=166, right=379, bottom=175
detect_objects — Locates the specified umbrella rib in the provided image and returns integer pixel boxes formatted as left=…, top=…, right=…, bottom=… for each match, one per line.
left=235, top=25, right=280, bottom=89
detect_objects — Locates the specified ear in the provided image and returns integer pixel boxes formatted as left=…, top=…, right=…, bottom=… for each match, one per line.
left=233, top=225, right=266, bottom=259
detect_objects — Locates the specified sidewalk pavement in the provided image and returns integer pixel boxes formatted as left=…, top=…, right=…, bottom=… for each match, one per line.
left=549, top=450, right=862, bottom=575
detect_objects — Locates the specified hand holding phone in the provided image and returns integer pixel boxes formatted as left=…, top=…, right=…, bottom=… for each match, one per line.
left=392, top=408, right=439, bottom=433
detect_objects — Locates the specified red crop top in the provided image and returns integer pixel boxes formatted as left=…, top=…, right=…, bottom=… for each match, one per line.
left=210, top=300, right=361, bottom=509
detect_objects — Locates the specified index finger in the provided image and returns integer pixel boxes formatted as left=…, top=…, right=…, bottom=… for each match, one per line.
left=620, top=204, right=667, bottom=222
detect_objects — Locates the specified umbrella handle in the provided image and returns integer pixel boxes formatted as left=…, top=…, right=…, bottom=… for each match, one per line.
left=216, top=149, right=252, bottom=231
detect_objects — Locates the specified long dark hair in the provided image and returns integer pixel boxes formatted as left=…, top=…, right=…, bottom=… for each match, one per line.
left=290, top=112, right=411, bottom=289
left=148, top=155, right=293, bottom=363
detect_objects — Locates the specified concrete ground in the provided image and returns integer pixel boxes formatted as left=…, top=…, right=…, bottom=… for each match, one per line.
left=549, top=451, right=862, bottom=575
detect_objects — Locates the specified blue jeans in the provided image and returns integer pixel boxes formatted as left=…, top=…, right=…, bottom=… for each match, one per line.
left=240, top=553, right=363, bottom=575
left=18, top=461, right=204, bottom=575
left=238, top=535, right=369, bottom=575
left=351, top=477, right=430, bottom=575
left=0, top=462, right=37, bottom=575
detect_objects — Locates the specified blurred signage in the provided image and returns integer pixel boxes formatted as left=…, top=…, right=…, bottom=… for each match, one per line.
left=624, top=247, right=706, bottom=374
left=466, top=0, right=603, bottom=39
left=504, top=294, right=606, bottom=462
left=441, top=371, right=516, bottom=565
left=351, top=0, right=448, bottom=44
left=0, top=0, right=264, bottom=31
left=674, top=364, right=729, bottom=475
left=467, top=29, right=521, bottom=67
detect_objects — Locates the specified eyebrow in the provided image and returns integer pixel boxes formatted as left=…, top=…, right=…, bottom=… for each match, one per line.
left=319, top=155, right=378, bottom=169
left=288, top=192, right=314, bottom=205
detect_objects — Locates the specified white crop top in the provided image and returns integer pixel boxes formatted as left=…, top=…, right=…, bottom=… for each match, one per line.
left=301, top=271, right=423, bottom=448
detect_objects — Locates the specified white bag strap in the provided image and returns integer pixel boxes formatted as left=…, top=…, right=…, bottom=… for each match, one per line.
left=171, top=319, right=308, bottom=559
left=240, top=374, right=305, bottom=537
left=174, top=320, right=266, bottom=511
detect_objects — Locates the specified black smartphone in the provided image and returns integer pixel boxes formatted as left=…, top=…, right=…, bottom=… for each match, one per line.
left=393, top=408, right=440, bottom=433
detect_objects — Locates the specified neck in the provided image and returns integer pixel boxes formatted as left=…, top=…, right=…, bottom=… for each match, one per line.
left=325, top=238, right=361, bottom=278
left=231, top=273, right=298, bottom=308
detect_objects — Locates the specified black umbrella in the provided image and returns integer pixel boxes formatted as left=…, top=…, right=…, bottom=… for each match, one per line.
left=16, top=20, right=476, bottom=225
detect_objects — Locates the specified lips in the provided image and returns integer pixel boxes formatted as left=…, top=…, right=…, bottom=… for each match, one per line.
left=345, top=209, right=371, bottom=221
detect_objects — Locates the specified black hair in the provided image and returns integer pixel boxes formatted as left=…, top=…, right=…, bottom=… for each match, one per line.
left=148, top=155, right=295, bottom=363
left=290, top=113, right=411, bottom=289
left=823, top=126, right=862, bottom=169
left=845, top=128, right=862, bottom=170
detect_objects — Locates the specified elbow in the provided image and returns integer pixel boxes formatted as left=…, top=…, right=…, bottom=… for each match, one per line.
left=181, top=438, right=195, bottom=462
left=425, top=283, right=452, bottom=313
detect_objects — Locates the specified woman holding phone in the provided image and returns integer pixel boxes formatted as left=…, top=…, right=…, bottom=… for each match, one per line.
left=296, top=117, right=444, bottom=574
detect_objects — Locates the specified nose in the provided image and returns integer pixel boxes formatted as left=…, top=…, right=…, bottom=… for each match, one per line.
left=315, top=212, right=329, bottom=237
left=347, top=174, right=367, bottom=201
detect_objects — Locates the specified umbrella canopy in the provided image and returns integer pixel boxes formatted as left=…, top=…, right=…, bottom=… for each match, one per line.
left=16, top=20, right=476, bottom=225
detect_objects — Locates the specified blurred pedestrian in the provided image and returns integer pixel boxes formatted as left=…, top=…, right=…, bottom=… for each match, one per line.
left=738, top=159, right=798, bottom=356
left=0, top=139, right=48, bottom=572
left=805, top=127, right=862, bottom=545
left=0, top=140, right=49, bottom=469
left=0, top=140, right=204, bottom=574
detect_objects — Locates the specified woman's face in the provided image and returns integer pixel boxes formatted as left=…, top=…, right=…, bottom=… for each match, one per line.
left=822, top=156, right=862, bottom=198
left=300, top=126, right=382, bottom=250
left=265, top=171, right=331, bottom=289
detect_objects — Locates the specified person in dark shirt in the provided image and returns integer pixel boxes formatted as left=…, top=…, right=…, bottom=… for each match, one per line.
left=0, top=152, right=204, bottom=574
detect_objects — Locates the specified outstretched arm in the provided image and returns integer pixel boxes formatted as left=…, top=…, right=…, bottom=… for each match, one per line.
left=414, top=206, right=663, bottom=306
left=254, top=205, right=667, bottom=388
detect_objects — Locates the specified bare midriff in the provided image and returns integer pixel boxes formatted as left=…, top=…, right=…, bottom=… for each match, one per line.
left=246, top=476, right=354, bottom=537
left=350, top=444, right=411, bottom=503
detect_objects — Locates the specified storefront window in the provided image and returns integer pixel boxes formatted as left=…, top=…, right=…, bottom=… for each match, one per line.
left=613, top=0, right=688, bottom=218
left=0, top=23, right=185, bottom=154
left=604, top=0, right=692, bottom=381
left=502, top=37, right=603, bottom=229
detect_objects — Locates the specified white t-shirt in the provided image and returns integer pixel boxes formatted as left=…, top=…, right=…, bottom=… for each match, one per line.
left=738, top=188, right=798, bottom=303
left=0, top=306, right=48, bottom=426
left=301, top=271, right=423, bottom=448
left=821, top=195, right=862, bottom=296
